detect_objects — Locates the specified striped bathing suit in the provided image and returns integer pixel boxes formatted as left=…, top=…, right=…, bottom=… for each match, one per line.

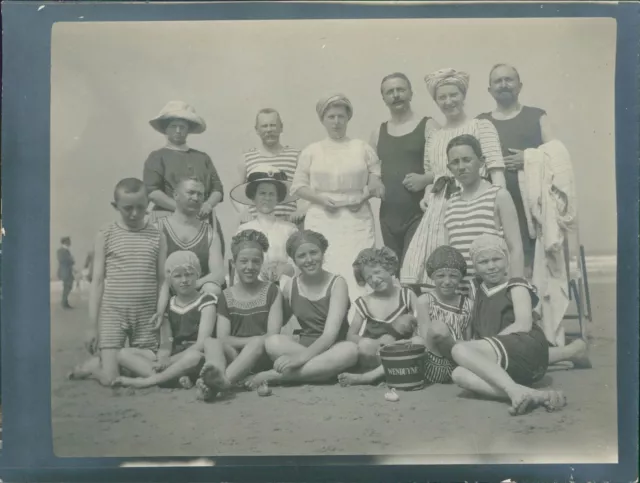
left=98, top=222, right=161, bottom=351
left=422, top=292, right=473, bottom=384
left=444, top=185, right=504, bottom=295
left=354, top=287, right=414, bottom=339
left=244, top=146, right=300, bottom=220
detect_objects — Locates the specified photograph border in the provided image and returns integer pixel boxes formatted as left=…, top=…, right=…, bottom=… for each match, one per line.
left=1, top=1, right=638, bottom=481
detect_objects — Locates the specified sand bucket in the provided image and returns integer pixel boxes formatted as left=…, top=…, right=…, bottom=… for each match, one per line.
left=379, top=342, right=426, bottom=391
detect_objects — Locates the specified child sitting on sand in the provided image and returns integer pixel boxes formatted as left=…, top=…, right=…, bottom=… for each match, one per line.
left=450, top=234, right=566, bottom=415
left=415, top=245, right=473, bottom=384
left=68, top=178, right=167, bottom=385
left=338, top=247, right=418, bottom=387
left=196, top=230, right=284, bottom=401
left=112, top=251, right=216, bottom=389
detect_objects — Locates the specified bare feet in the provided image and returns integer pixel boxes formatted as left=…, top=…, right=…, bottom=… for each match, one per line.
left=338, top=372, right=376, bottom=387
left=245, top=370, right=281, bottom=390
left=508, top=388, right=567, bottom=416
left=112, top=376, right=152, bottom=389
left=200, top=364, right=230, bottom=393
left=195, top=378, right=216, bottom=402
left=568, top=339, right=592, bottom=369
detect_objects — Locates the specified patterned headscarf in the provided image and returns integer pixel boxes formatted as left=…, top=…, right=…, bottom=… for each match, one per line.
left=165, top=250, right=202, bottom=278
left=286, top=230, right=329, bottom=259
left=352, top=247, right=399, bottom=286
left=424, top=68, right=471, bottom=100
left=425, top=245, right=467, bottom=278
left=469, top=234, right=509, bottom=266
left=316, top=94, right=353, bottom=121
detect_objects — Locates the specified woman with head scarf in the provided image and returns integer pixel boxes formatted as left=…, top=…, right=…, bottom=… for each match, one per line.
left=143, top=101, right=227, bottom=255
left=400, top=69, right=507, bottom=288
left=290, top=94, right=384, bottom=303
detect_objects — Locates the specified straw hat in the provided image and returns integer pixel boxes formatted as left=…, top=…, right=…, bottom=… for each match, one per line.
left=149, top=101, right=207, bottom=134
left=230, top=167, right=297, bottom=206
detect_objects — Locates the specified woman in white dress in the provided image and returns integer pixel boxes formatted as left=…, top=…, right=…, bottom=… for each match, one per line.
left=400, top=69, right=506, bottom=288
left=290, top=94, right=384, bottom=302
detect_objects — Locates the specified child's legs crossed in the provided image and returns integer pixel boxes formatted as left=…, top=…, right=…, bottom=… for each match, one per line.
left=118, top=347, right=157, bottom=377
left=226, top=337, right=267, bottom=384
left=283, top=341, right=358, bottom=383
left=264, top=334, right=307, bottom=360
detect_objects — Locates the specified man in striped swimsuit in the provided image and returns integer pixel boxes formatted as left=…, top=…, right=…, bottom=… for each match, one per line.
left=234, top=108, right=306, bottom=226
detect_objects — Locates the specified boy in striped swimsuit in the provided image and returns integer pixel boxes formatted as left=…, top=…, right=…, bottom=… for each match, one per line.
left=442, top=134, right=525, bottom=296
left=68, top=178, right=168, bottom=386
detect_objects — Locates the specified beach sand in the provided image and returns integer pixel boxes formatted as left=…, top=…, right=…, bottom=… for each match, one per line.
left=51, top=282, right=617, bottom=463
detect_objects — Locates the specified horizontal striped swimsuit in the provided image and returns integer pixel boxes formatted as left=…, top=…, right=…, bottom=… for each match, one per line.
left=244, top=147, right=300, bottom=220
left=98, top=222, right=160, bottom=350
left=444, top=185, right=504, bottom=296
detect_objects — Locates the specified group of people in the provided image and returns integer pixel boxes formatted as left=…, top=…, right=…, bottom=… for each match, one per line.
left=65, top=64, right=592, bottom=416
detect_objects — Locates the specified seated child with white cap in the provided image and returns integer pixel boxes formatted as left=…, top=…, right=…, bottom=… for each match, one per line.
left=113, top=251, right=216, bottom=389
left=338, top=247, right=417, bottom=387
left=230, top=167, right=298, bottom=285
left=449, top=234, right=566, bottom=415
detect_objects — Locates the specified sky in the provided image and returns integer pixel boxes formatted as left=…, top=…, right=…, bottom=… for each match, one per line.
left=50, top=17, right=617, bottom=274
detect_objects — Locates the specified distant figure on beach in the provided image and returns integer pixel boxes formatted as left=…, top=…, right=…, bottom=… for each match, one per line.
left=477, top=64, right=555, bottom=277
left=234, top=108, right=306, bottom=226
left=68, top=178, right=167, bottom=386
left=143, top=100, right=227, bottom=255
left=338, top=247, right=418, bottom=387
left=370, top=73, right=439, bottom=266
left=57, top=236, right=75, bottom=309
left=230, top=168, right=298, bottom=285
left=291, top=94, right=384, bottom=302
left=83, top=250, right=94, bottom=284
left=246, top=230, right=358, bottom=388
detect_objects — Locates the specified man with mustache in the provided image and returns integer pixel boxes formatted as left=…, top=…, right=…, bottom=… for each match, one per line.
left=234, top=108, right=306, bottom=226
left=369, top=73, right=439, bottom=266
left=477, top=64, right=555, bottom=277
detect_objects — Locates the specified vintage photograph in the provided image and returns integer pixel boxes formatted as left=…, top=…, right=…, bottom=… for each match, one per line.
left=50, top=17, right=617, bottom=462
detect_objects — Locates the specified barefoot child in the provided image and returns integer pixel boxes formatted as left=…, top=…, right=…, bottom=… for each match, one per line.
left=196, top=230, right=284, bottom=401
left=68, top=178, right=167, bottom=385
left=450, top=234, right=566, bottom=415
left=246, top=230, right=358, bottom=388
left=415, top=245, right=473, bottom=384
left=113, top=251, right=216, bottom=389
left=338, top=247, right=418, bottom=386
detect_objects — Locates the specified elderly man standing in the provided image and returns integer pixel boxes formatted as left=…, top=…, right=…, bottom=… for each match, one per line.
left=369, top=73, right=439, bottom=265
left=234, top=108, right=306, bottom=225
left=477, top=64, right=554, bottom=276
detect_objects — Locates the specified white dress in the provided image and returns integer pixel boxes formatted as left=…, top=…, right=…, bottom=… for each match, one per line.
left=291, top=138, right=380, bottom=302
left=237, top=216, right=298, bottom=285
left=400, top=119, right=505, bottom=286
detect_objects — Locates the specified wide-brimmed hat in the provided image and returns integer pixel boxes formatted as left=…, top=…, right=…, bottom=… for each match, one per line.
left=230, top=167, right=297, bottom=206
left=149, top=101, right=207, bottom=135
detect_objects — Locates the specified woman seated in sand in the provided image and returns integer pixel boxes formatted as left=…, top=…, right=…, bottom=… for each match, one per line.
left=193, top=230, right=285, bottom=401
left=246, top=230, right=358, bottom=389
left=230, top=167, right=298, bottom=286
left=113, top=251, right=215, bottom=389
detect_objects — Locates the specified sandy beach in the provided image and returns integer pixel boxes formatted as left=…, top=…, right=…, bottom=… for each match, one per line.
left=51, top=278, right=617, bottom=463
